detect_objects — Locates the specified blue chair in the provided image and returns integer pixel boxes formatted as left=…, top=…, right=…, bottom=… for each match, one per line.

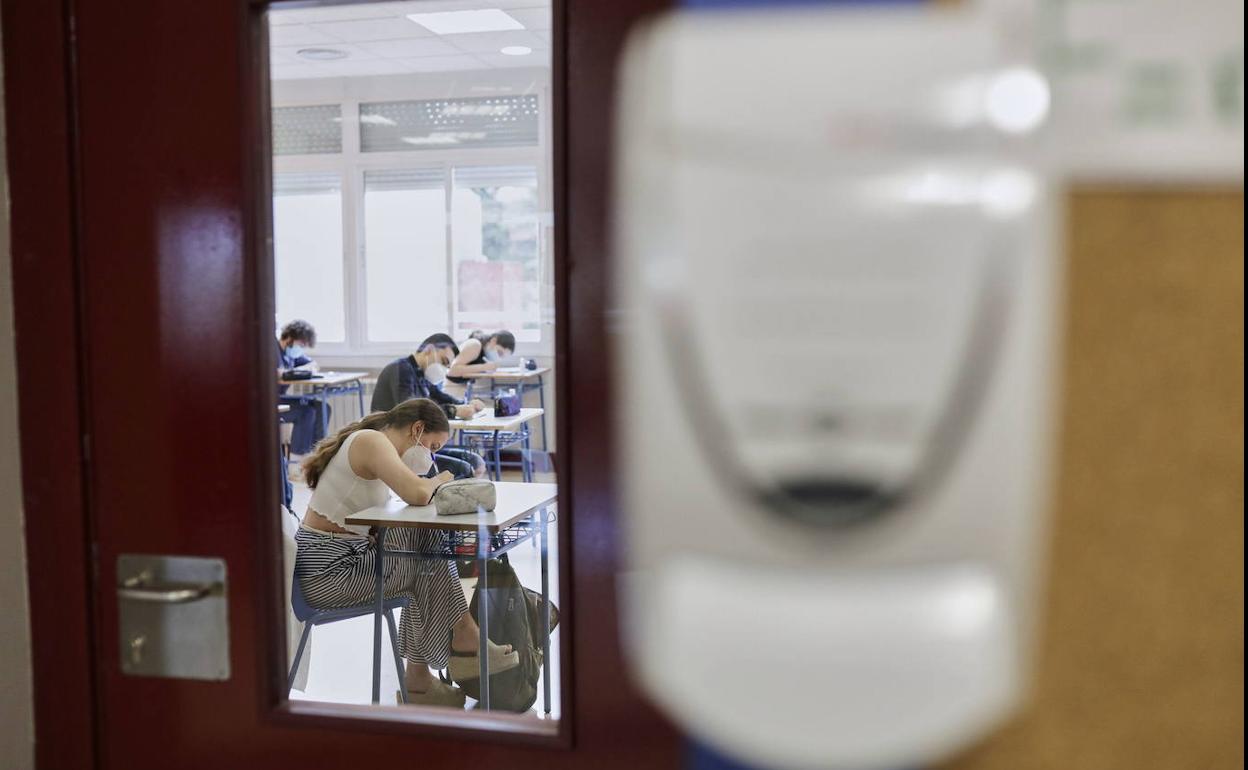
left=288, top=574, right=411, bottom=702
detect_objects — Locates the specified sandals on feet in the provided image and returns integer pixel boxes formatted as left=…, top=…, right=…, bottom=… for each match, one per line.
left=447, top=639, right=520, bottom=682
left=396, top=679, right=467, bottom=709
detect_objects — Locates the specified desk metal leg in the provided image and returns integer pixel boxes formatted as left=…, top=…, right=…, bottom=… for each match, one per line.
left=522, top=426, right=533, bottom=483
left=536, top=375, right=548, bottom=452
left=372, top=528, right=387, bottom=705
left=540, top=508, right=551, bottom=715
left=477, top=523, right=491, bottom=710
left=386, top=610, right=408, bottom=704
left=317, top=390, right=330, bottom=439
left=491, top=431, right=502, bottom=481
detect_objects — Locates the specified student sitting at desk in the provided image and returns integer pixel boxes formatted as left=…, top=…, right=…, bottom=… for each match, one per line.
left=443, top=330, right=516, bottom=400
left=295, top=398, right=519, bottom=708
left=371, top=334, right=487, bottom=479
left=277, top=319, right=330, bottom=455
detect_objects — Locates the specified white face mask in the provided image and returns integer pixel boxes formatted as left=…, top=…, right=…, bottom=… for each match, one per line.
left=402, top=428, right=435, bottom=475
left=425, top=362, right=448, bottom=386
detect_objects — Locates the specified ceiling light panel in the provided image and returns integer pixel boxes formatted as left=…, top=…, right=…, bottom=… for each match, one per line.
left=406, top=9, right=525, bottom=35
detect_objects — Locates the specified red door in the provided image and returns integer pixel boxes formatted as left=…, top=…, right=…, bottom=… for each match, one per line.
left=4, top=1, right=682, bottom=767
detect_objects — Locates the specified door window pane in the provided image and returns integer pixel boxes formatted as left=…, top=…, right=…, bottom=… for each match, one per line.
left=363, top=168, right=449, bottom=342
left=267, top=2, right=560, bottom=735
left=273, top=172, right=345, bottom=342
left=452, top=166, right=542, bottom=341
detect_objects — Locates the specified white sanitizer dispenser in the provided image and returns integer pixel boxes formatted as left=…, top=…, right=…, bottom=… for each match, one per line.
left=614, top=6, right=1060, bottom=770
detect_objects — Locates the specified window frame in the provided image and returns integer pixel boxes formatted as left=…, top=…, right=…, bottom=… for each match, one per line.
left=271, top=73, right=554, bottom=361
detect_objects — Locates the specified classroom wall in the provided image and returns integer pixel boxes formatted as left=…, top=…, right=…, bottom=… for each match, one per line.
left=0, top=13, right=36, bottom=769
left=942, top=188, right=1245, bottom=770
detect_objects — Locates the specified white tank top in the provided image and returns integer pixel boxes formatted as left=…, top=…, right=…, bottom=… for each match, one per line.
left=308, top=430, right=391, bottom=536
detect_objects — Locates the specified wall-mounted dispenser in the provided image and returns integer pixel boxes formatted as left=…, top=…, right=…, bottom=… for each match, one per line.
left=614, top=6, right=1061, bottom=769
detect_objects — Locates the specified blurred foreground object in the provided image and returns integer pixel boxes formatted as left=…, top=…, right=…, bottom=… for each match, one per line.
left=615, top=5, right=1062, bottom=769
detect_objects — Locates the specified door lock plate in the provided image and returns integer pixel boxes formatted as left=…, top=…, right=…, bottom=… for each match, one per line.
left=117, top=555, right=229, bottom=680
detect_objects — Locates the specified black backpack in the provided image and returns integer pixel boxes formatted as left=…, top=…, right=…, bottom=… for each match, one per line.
left=453, top=557, right=559, bottom=712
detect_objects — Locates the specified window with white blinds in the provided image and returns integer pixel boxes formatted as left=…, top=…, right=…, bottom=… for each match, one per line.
left=272, top=172, right=345, bottom=342
left=272, top=105, right=343, bottom=156
left=362, top=168, right=449, bottom=343
left=452, top=166, right=542, bottom=342
left=359, top=95, right=541, bottom=152
left=269, top=94, right=550, bottom=351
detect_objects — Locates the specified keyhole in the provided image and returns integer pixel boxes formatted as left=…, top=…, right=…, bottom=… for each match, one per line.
left=130, top=634, right=147, bottom=665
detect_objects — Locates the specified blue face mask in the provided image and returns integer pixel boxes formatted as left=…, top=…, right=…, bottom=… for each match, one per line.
left=286, top=344, right=305, bottom=360
left=483, top=348, right=501, bottom=362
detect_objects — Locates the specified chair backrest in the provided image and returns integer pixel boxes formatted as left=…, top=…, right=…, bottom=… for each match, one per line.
left=290, top=570, right=316, bottom=623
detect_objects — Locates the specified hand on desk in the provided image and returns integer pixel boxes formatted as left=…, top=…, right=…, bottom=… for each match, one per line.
left=455, top=400, right=487, bottom=419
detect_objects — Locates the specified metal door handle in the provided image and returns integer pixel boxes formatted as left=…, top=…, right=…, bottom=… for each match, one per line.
left=118, top=572, right=222, bottom=604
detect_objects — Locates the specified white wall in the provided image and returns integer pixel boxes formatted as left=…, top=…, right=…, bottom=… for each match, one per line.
left=0, top=14, right=36, bottom=770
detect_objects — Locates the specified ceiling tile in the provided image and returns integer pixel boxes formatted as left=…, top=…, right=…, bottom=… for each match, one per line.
left=268, top=24, right=342, bottom=47
left=311, top=59, right=416, bottom=78
left=269, top=5, right=401, bottom=25
left=274, top=43, right=383, bottom=62
left=394, top=54, right=494, bottom=73
left=471, top=49, right=551, bottom=69
left=269, top=47, right=306, bottom=66
left=308, top=16, right=435, bottom=43
left=505, top=7, right=551, bottom=30
left=354, top=37, right=462, bottom=58
left=387, top=0, right=546, bottom=11
left=267, top=11, right=304, bottom=27
left=481, top=0, right=551, bottom=8
left=270, top=62, right=334, bottom=81
left=441, top=30, right=545, bottom=54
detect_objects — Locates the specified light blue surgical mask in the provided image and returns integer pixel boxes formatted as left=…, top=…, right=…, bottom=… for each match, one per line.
left=425, top=362, right=448, bottom=386
left=483, top=348, right=501, bottom=362
left=286, top=344, right=305, bottom=360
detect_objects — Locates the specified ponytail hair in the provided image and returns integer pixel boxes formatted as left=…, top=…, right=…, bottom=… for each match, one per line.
left=301, top=398, right=450, bottom=489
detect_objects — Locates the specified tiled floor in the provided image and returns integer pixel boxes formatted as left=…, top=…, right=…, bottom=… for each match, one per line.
left=285, top=468, right=561, bottom=719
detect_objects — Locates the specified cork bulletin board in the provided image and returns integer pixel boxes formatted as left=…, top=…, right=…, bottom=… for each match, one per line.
left=942, top=188, right=1244, bottom=770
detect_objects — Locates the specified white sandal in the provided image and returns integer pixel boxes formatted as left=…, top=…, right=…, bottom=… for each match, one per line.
left=447, top=640, right=520, bottom=681
left=396, top=679, right=466, bottom=709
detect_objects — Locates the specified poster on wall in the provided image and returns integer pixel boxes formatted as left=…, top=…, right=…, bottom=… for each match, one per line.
left=1036, top=0, right=1244, bottom=182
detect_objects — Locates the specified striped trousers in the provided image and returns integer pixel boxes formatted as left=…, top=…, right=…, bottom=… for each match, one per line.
left=294, top=526, right=468, bottom=669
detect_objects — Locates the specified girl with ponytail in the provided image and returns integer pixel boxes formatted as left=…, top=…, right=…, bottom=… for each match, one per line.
left=294, top=398, right=518, bottom=707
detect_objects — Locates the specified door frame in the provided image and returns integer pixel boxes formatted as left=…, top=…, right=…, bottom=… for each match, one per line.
left=2, top=0, right=98, bottom=767
left=5, top=0, right=681, bottom=767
